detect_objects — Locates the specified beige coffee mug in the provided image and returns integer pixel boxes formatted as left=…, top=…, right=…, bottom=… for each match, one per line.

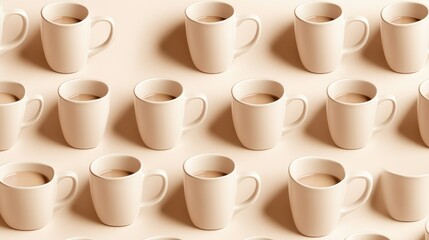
left=231, top=79, right=308, bottom=150
left=289, top=156, right=373, bottom=237
left=0, top=81, right=44, bottom=150
left=58, top=79, right=110, bottom=149
left=185, top=1, right=261, bottom=73
left=382, top=170, right=429, bottom=222
left=41, top=2, right=114, bottom=73
left=381, top=2, right=429, bottom=73
left=294, top=2, right=369, bottom=73
left=134, top=78, right=208, bottom=150
left=418, top=80, right=429, bottom=147
left=90, top=154, right=168, bottom=226
left=183, top=154, right=261, bottom=230
left=0, top=1, right=28, bottom=54
left=0, top=162, right=78, bottom=230
left=326, top=79, right=397, bottom=149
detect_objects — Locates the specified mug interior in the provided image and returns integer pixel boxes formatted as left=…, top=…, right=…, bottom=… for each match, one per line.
left=90, top=154, right=141, bottom=178
left=184, top=154, right=235, bottom=179
left=295, top=2, right=342, bottom=23
left=134, top=78, right=183, bottom=103
left=345, top=232, right=390, bottom=240
left=232, top=79, right=284, bottom=105
left=381, top=2, right=428, bottom=24
left=58, top=79, right=109, bottom=103
left=41, top=2, right=89, bottom=24
left=185, top=1, right=234, bottom=22
left=327, top=79, right=377, bottom=104
left=0, top=162, right=54, bottom=188
left=0, top=81, right=26, bottom=103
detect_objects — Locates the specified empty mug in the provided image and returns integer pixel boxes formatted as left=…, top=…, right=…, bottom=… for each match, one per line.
left=0, top=81, right=44, bottom=150
left=183, top=153, right=261, bottom=230
left=0, top=0, right=29, bottom=54
left=289, top=156, right=373, bottom=237
left=185, top=1, right=261, bottom=73
left=294, top=2, right=369, bottom=73
left=0, top=162, right=78, bottom=230
left=41, top=2, right=114, bottom=73
left=326, top=79, right=397, bottom=149
left=381, top=2, right=429, bottom=73
left=418, top=80, right=429, bottom=147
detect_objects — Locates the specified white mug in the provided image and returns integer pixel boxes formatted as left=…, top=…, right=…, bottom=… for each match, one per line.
left=231, top=79, right=308, bottom=150
left=0, top=81, right=43, bottom=150
left=185, top=1, right=261, bottom=73
left=183, top=154, right=261, bottom=230
left=382, top=170, right=429, bottom=222
left=90, top=154, right=168, bottom=227
left=418, top=80, right=429, bottom=147
left=294, top=2, right=369, bottom=73
left=134, top=78, right=208, bottom=150
left=326, top=79, right=397, bottom=149
left=288, top=156, right=373, bottom=237
left=381, top=2, right=429, bottom=73
left=0, top=162, right=78, bottom=230
left=58, top=79, right=110, bottom=149
left=0, top=1, right=28, bottom=54
left=41, top=2, right=114, bottom=73
left=345, top=233, right=390, bottom=240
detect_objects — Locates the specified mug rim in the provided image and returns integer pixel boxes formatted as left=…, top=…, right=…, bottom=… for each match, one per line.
left=384, top=168, right=429, bottom=179
left=294, top=1, right=343, bottom=24
left=327, top=79, right=378, bottom=106
left=143, top=236, right=181, bottom=240
left=41, top=2, right=89, bottom=26
left=58, top=78, right=110, bottom=104
left=231, top=78, right=285, bottom=107
left=345, top=232, right=390, bottom=240
left=134, top=78, right=184, bottom=104
left=90, top=153, right=142, bottom=181
left=419, top=79, right=429, bottom=101
left=183, top=153, right=235, bottom=180
left=0, top=81, right=26, bottom=106
left=185, top=1, right=235, bottom=24
left=381, top=1, right=429, bottom=26
left=0, top=162, right=55, bottom=189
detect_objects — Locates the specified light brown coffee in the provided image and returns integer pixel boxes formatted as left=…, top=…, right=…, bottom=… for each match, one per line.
left=145, top=93, right=176, bottom=102
left=335, top=93, right=371, bottom=103
left=0, top=92, right=19, bottom=103
left=52, top=16, right=81, bottom=24
left=298, top=173, right=341, bottom=187
left=194, top=170, right=227, bottom=178
left=241, top=93, right=279, bottom=104
left=100, top=169, right=134, bottom=178
left=307, top=16, right=334, bottom=23
left=391, top=16, right=420, bottom=24
left=3, top=171, right=50, bottom=187
left=69, top=94, right=100, bottom=101
left=197, top=16, right=226, bottom=23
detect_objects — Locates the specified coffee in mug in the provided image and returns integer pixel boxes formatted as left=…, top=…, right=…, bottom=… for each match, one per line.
left=241, top=93, right=279, bottom=104
left=298, top=173, right=341, bottom=187
left=306, top=16, right=334, bottom=23
left=0, top=92, right=19, bottom=103
left=52, top=16, right=81, bottom=24
left=194, top=170, right=227, bottom=178
left=335, top=93, right=372, bottom=103
left=197, top=16, right=226, bottom=22
left=69, top=94, right=100, bottom=101
left=3, top=171, right=50, bottom=187
left=144, top=93, right=176, bottom=102
left=99, top=169, right=134, bottom=178
left=390, top=16, right=420, bottom=24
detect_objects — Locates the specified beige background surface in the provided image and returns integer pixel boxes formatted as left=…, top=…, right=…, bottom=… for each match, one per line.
left=0, top=0, right=428, bottom=239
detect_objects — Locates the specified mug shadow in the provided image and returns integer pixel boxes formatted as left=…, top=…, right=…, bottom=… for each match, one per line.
left=305, top=104, right=336, bottom=147
left=38, top=104, right=68, bottom=147
left=398, top=101, right=425, bottom=147
left=160, top=183, right=194, bottom=228
left=271, top=23, right=306, bottom=72
left=0, top=214, right=9, bottom=230
left=19, top=30, right=51, bottom=71
left=370, top=173, right=390, bottom=219
left=264, top=185, right=300, bottom=234
left=71, top=182, right=100, bottom=224
left=114, top=103, right=144, bottom=147
left=159, top=22, right=196, bottom=71
left=209, top=106, right=242, bottom=148
left=362, top=28, right=390, bottom=71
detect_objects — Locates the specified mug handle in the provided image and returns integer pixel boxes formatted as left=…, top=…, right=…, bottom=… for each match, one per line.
left=373, top=95, right=397, bottom=132
left=340, top=171, right=373, bottom=216
left=282, top=94, right=308, bottom=134
left=140, top=169, right=168, bottom=208
left=54, top=171, right=79, bottom=211
left=0, top=8, right=29, bottom=54
left=233, top=171, right=261, bottom=214
left=182, top=94, right=208, bottom=134
left=233, top=14, right=262, bottom=58
left=88, top=16, right=115, bottom=58
left=21, top=95, right=44, bottom=128
left=342, top=16, right=369, bottom=54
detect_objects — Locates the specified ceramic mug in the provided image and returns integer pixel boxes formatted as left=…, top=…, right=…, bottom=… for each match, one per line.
left=90, top=154, right=168, bottom=226
left=418, top=80, right=429, bottom=147
left=381, top=2, right=429, bottom=73
left=294, top=2, right=369, bottom=73
left=0, top=162, right=78, bottom=230
left=134, top=78, right=208, bottom=150
left=41, top=2, right=114, bottom=73
left=183, top=153, right=261, bottom=230
left=231, top=79, right=308, bottom=150
left=0, top=1, right=28, bottom=54
left=58, top=79, right=110, bottom=149
left=185, top=1, right=261, bottom=73
left=288, top=156, right=373, bottom=237
left=0, top=81, right=43, bottom=151
left=326, top=79, right=397, bottom=149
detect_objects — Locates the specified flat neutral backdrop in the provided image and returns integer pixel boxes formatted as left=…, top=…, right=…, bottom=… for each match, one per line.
left=1, top=0, right=428, bottom=239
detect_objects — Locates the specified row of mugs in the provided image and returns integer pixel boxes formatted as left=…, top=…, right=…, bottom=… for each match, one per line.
left=3, top=153, right=427, bottom=238
left=1, top=1, right=429, bottom=74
